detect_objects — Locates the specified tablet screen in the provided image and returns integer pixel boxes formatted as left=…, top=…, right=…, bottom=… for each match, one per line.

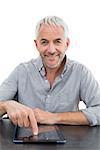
left=13, top=125, right=66, bottom=144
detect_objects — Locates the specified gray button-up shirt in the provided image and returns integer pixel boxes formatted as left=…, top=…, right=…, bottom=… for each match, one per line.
left=0, top=56, right=100, bottom=126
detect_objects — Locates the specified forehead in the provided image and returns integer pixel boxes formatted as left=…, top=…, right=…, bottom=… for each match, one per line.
left=37, top=24, right=65, bottom=39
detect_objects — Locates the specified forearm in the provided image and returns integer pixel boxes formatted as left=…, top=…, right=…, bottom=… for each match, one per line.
left=34, top=108, right=90, bottom=125
left=55, top=111, right=90, bottom=125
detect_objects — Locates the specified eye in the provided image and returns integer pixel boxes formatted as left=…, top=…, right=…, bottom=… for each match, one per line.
left=41, top=40, right=48, bottom=45
left=56, top=40, right=61, bottom=43
left=55, top=39, right=62, bottom=44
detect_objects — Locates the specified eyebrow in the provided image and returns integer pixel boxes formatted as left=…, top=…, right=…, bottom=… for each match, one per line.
left=40, top=39, right=48, bottom=41
left=40, top=38, right=62, bottom=41
left=54, top=38, right=62, bottom=41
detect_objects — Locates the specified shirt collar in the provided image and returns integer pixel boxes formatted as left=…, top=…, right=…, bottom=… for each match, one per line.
left=34, top=56, right=46, bottom=77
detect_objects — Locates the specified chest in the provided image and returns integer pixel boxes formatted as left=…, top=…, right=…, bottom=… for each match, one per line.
left=17, top=72, right=80, bottom=112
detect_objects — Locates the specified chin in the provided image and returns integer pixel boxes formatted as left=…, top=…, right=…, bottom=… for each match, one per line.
left=46, top=62, right=61, bottom=69
left=43, top=57, right=64, bottom=69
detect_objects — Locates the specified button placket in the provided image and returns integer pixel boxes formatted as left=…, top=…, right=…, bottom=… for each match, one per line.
left=45, top=92, right=51, bottom=111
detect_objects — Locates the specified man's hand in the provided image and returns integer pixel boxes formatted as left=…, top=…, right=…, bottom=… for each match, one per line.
left=34, top=108, right=57, bottom=124
left=3, top=100, right=38, bottom=135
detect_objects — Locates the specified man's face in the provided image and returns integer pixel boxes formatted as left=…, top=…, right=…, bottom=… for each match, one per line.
left=34, top=24, right=69, bottom=69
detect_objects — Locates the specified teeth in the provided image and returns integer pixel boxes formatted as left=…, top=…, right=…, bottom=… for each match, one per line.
left=46, top=55, right=58, bottom=57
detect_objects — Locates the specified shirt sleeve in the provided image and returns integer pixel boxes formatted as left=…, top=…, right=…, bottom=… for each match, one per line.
left=0, top=66, right=18, bottom=101
left=80, top=65, right=100, bottom=126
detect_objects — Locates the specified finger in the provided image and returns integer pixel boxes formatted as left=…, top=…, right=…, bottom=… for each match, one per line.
left=23, top=114, right=30, bottom=128
left=9, top=113, right=18, bottom=125
left=12, top=118, right=18, bottom=125
left=17, top=114, right=23, bottom=127
left=28, top=110, right=38, bottom=135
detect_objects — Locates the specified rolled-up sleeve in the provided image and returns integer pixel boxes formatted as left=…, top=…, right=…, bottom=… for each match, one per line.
left=80, top=65, right=100, bottom=126
left=0, top=66, right=18, bottom=101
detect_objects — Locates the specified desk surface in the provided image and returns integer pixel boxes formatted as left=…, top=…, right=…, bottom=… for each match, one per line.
left=0, top=119, right=100, bottom=150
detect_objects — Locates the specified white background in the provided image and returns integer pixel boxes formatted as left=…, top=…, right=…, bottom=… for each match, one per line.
left=0, top=0, right=100, bottom=108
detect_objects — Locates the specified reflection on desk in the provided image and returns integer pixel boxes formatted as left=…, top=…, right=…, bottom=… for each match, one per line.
left=0, top=119, right=100, bottom=150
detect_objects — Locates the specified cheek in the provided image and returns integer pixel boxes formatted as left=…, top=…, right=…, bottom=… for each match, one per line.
left=62, top=45, right=67, bottom=52
left=57, top=46, right=66, bottom=53
left=40, top=47, right=47, bottom=53
left=37, top=45, right=46, bottom=53
left=39, top=46, right=49, bottom=53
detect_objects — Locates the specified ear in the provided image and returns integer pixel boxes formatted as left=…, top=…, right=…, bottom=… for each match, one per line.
left=34, top=40, right=38, bottom=48
left=66, top=38, right=70, bottom=48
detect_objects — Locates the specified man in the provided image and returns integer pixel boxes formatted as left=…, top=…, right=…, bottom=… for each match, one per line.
left=0, top=16, right=100, bottom=135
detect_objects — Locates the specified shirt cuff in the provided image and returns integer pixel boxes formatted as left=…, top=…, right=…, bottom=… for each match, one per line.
left=81, top=109, right=97, bottom=126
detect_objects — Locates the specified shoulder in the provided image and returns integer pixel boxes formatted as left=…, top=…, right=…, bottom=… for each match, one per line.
left=67, top=58, right=88, bottom=71
left=14, top=57, right=39, bottom=77
left=73, top=59, right=95, bottom=79
left=17, top=57, right=38, bottom=70
left=67, top=58, right=93, bottom=78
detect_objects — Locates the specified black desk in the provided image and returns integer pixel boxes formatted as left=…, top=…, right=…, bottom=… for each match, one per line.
left=0, top=119, right=100, bottom=150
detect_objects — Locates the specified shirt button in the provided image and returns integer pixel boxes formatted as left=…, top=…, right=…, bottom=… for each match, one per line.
left=45, top=80, right=48, bottom=83
left=47, top=95, right=50, bottom=98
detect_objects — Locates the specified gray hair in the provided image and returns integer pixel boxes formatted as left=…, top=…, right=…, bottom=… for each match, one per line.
left=35, top=16, right=69, bottom=39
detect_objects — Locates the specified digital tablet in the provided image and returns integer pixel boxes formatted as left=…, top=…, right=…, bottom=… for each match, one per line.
left=13, top=124, right=66, bottom=144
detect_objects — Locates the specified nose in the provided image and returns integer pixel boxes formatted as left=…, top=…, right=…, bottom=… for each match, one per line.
left=47, top=43, right=56, bottom=54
